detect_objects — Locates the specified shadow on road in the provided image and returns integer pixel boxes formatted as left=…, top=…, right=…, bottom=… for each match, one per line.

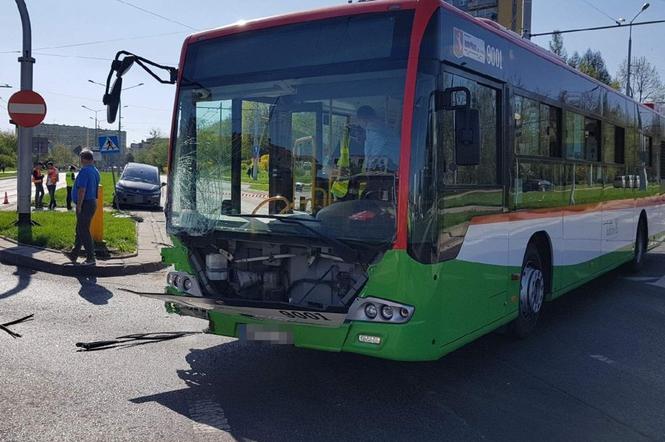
left=76, top=275, right=113, bottom=305
left=0, top=266, right=34, bottom=301
left=129, top=255, right=665, bottom=441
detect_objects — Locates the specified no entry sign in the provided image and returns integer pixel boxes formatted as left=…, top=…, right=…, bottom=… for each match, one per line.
left=7, top=90, right=47, bottom=128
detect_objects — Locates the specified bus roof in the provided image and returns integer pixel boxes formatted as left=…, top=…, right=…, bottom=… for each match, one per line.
left=438, top=1, right=663, bottom=117
left=184, top=0, right=662, bottom=119
left=187, top=0, right=418, bottom=44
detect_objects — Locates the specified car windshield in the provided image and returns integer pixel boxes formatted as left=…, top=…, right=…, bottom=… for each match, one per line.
left=168, top=11, right=413, bottom=243
left=123, top=167, right=158, bottom=184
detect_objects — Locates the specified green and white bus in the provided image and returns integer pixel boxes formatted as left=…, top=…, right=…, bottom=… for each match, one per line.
left=104, top=0, right=665, bottom=361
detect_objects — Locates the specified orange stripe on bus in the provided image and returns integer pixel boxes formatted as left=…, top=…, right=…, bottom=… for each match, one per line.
left=470, top=195, right=665, bottom=225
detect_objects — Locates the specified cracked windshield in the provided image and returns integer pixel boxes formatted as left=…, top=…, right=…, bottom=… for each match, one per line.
left=168, top=11, right=412, bottom=242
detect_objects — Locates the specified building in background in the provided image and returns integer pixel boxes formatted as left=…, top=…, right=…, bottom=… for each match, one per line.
left=31, top=123, right=127, bottom=166
left=32, top=123, right=126, bottom=152
left=31, top=136, right=49, bottom=162
left=130, top=137, right=168, bottom=152
left=445, top=0, right=532, bottom=36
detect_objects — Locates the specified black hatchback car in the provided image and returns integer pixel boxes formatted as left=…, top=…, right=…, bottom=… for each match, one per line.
left=113, top=162, right=164, bottom=209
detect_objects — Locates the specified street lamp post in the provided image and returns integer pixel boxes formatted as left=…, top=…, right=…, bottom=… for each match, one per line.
left=81, top=105, right=103, bottom=149
left=14, top=0, right=35, bottom=228
left=88, top=79, right=143, bottom=154
left=626, top=2, right=650, bottom=98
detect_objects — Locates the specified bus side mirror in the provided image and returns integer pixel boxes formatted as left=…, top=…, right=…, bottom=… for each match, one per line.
left=455, top=108, right=480, bottom=166
left=103, top=76, right=123, bottom=124
left=435, top=87, right=471, bottom=111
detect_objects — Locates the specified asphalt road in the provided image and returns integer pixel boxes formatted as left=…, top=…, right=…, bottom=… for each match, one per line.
left=2, top=245, right=665, bottom=441
left=0, top=173, right=69, bottom=211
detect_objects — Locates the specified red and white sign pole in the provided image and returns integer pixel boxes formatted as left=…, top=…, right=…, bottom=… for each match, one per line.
left=13, top=0, right=37, bottom=227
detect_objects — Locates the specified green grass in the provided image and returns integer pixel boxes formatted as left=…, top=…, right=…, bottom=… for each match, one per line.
left=0, top=210, right=137, bottom=253
left=54, top=171, right=118, bottom=207
left=0, top=170, right=17, bottom=180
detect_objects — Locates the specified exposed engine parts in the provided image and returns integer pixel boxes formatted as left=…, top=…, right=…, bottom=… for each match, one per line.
left=176, top=240, right=370, bottom=311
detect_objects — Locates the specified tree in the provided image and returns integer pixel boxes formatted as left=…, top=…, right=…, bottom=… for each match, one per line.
left=0, top=130, right=17, bottom=168
left=567, top=51, right=581, bottom=69
left=577, top=49, right=613, bottom=86
left=616, top=56, right=665, bottom=102
left=549, top=31, right=567, bottom=60
left=49, top=144, right=77, bottom=168
left=134, top=129, right=169, bottom=172
left=125, top=152, right=135, bottom=164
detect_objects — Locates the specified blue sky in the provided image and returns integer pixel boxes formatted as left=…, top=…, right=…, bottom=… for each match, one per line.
left=0, top=0, right=663, bottom=144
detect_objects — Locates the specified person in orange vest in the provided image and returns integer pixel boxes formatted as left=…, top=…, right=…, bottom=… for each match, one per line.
left=65, top=165, right=77, bottom=211
left=31, top=162, right=45, bottom=209
left=46, top=161, right=59, bottom=210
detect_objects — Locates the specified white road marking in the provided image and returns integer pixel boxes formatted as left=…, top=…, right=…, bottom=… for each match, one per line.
left=623, top=276, right=665, bottom=288
left=188, top=398, right=231, bottom=435
left=590, top=354, right=616, bottom=365
left=649, top=275, right=665, bottom=289
left=623, top=277, right=658, bottom=282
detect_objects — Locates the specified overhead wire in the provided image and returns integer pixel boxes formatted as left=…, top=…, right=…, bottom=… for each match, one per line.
left=114, top=0, right=198, bottom=31
left=0, top=31, right=188, bottom=54
left=580, top=0, right=623, bottom=24
left=0, top=2, right=192, bottom=137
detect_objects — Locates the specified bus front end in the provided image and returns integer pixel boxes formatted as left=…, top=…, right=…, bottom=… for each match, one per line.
left=160, top=3, right=440, bottom=361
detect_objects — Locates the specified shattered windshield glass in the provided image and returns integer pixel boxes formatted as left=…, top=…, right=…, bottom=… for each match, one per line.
left=168, top=11, right=413, bottom=243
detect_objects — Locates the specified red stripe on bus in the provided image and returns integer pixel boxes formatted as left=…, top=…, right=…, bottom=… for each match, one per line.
left=394, top=0, right=440, bottom=250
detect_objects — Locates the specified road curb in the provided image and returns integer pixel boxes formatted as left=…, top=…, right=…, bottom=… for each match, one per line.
left=0, top=246, right=165, bottom=277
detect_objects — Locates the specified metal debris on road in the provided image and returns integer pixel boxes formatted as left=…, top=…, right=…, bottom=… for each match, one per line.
left=75, top=330, right=202, bottom=351
left=0, top=313, right=34, bottom=338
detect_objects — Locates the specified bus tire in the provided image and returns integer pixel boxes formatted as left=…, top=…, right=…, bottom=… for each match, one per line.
left=630, top=217, right=648, bottom=273
left=511, top=243, right=546, bottom=338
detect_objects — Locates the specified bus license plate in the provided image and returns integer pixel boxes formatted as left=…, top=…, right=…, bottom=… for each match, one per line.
left=238, top=324, right=293, bottom=344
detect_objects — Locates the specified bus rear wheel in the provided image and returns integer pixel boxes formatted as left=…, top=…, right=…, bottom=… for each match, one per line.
left=511, top=244, right=546, bottom=338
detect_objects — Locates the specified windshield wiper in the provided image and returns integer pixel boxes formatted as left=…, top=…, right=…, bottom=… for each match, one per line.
left=227, top=214, right=359, bottom=262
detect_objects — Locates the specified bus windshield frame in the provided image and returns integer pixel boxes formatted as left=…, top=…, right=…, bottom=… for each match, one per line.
left=167, top=10, right=414, bottom=244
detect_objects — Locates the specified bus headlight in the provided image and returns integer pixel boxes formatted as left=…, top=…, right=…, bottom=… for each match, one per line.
left=364, top=303, right=378, bottom=319
left=346, top=297, right=414, bottom=324
left=166, top=271, right=203, bottom=297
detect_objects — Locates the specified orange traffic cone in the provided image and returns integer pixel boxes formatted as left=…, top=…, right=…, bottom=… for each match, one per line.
left=2, top=192, right=8, bottom=205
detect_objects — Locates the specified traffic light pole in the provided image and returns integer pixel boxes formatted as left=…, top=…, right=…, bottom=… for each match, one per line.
left=15, top=0, right=35, bottom=227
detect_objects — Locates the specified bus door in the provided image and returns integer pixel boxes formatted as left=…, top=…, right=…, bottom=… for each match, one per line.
left=436, top=69, right=508, bottom=334
left=268, top=103, right=323, bottom=213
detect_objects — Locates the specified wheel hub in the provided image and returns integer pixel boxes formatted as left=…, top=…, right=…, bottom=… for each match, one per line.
left=520, top=265, right=544, bottom=318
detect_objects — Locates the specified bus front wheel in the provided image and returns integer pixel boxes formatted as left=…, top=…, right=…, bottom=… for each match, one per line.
left=511, top=244, right=546, bottom=338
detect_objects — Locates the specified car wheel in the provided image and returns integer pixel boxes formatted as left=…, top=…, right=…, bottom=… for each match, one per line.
left=511, top=243, right=546, bottom=338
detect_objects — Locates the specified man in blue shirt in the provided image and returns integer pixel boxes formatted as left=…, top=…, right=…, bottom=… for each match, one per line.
left=65, top=150, right=100, bottom=265
left=355, top=105, right=400, bottom=172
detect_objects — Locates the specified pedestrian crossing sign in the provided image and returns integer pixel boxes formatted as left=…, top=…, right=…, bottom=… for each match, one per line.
left=98, top=135, right=120, bottom=154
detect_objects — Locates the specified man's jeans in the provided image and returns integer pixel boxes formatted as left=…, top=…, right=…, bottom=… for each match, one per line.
left=34, top=184, right=44, bottom=208
left=73, top=199, right=97, bottom=261
left=47, top=184, right=57, bottom=210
